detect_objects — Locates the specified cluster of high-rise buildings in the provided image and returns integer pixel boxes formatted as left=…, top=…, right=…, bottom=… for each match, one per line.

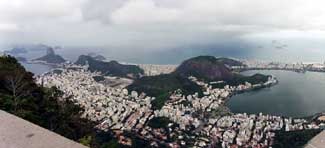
left=240, top=60, right=325, bottom=72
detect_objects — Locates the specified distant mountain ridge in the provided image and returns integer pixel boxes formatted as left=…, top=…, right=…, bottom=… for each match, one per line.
left=87, top=53, right=106, bottom=61
left=75, top=55, right=144, bottom=79
left=4, top=47, right=28, bottom=55
left=216, top=57, right=247, bottom=67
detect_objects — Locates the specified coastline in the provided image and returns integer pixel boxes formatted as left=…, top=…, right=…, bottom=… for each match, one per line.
left=22, top=59, right=325, bottom=147
left=227, top=69, right=325, bottom=119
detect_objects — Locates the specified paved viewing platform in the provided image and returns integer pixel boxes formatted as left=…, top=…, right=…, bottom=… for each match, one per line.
left=305, top=130, right=325, bottom=148
left=0, top=110, right=87, bottom=148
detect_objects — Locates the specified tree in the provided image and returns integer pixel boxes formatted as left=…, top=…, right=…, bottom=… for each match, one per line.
left=0, top=55, right=119, bottom=148
left=4, top=69, right=30, bottom=111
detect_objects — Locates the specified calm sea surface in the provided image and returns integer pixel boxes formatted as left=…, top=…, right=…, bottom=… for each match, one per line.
left=227, top=70, right=325, bottom=117
left=22, top=63, right=52, bottom=76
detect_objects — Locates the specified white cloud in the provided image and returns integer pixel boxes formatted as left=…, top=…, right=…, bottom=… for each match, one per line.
left=82, top=0, right=325, bottom=30
left=0, top=23, right=19, bottom=32
left=0, top=0, right=83, bottom=22
left=81, top=0, right=128, bottom=23
left=1, top=0, right=325, bottom=57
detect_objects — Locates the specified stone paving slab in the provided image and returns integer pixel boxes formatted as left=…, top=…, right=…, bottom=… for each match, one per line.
left=0, top=110, right=88, bottom=148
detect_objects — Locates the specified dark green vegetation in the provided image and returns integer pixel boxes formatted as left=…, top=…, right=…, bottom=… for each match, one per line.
left=272, top=129, right=322, bottom=148
left=76, top=55, right=144, bottom=79
left=128, top=74, right=203, bottom=109
left=93, top=76, right=105, bottom=82
left=216, top=57, right=247, bottom=67
left=0, top=55, right=118, bottom=148
left=148, top=117, right=174, bottom=129
left=230, top=73, right=269, bottom=85
left=147, top=117, right=180, bottom=146
left=52, top=69, right=63, bottom=75
left=211, top=73, right=270, bottom=88
left=34, top=47, right=66, bottom=64
left=207, top=106, right=233, bottom=118
left=88, top=53, right=107, bottom=61
left=123, top=132, right=155, bottom=148
left=128, top=56, right=270, bottom=109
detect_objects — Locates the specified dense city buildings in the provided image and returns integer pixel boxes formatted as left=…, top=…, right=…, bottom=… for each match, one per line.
left=138, top=64, right=177, bottom=76
left=239, top=60, right=325, bottom=73
left=36, top=64, right=324, bottom=147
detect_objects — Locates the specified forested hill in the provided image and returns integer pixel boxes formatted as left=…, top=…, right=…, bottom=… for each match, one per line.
left=174, top=56, right=235, bottom=81
left=0, top=55, right=119, bottom=148
left=128, top=56, right=270, bottom=109
left=75, top=55, right=144, bottom=79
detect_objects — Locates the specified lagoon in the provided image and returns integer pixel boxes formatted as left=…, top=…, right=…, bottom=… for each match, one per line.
left=227, top=70, right=325, bottom=117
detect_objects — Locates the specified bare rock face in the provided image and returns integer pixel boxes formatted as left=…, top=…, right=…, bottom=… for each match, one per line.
left=46, top=47, right=55, bottom=55
left=33, top=47, right=66, bottom=64
left=175, top=56, right=234, bottom=81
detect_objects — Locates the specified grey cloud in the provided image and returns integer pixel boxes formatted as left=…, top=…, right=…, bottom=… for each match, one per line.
left=81, top=0, right=129, bottom=23
left=1, top=0, right=325, bottom=63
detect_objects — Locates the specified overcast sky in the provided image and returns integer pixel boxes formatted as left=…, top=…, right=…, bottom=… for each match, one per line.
left=1, top=0, right=325, bottom=62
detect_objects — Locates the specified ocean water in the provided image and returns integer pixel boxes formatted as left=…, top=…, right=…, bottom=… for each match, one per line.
left=227, top=70, right=325, bottom=117
left=22, top=63, right=53, bottom=76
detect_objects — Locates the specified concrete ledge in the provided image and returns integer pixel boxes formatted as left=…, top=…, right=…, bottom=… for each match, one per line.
left=305, top=130, right=325, bottom=148
left=0, top=110, right=87, bottom=148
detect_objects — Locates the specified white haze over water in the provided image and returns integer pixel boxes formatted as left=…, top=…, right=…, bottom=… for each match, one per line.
left=1, top=0, right=325, bottom=63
